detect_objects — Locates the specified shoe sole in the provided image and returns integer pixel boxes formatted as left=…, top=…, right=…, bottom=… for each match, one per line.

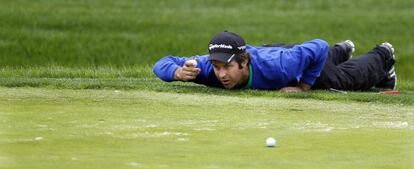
left=339, top=40, right=355, bottom=60
left=378, top=42, right=397, bottom=90
left=381, top=42, right=395, bottom=60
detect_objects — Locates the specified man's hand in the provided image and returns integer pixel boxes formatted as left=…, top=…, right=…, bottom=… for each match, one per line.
left=280, top=83, right=311, bottom=93
left=280, top=86, right=303, bottom=92
left=174, top=60, right=200, bottom=81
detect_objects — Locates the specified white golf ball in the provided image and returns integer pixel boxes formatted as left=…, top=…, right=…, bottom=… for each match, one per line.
left=187, top=59, right=197, bottom=67
left=266, top=137, right=276, bottom=147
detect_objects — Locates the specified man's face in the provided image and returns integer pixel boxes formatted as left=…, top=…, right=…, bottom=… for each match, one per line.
left=212, top=59, right=249, bottom=89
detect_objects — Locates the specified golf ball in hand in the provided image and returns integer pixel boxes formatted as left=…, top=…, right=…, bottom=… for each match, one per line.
left=266, top=137, right=276, bottom=147
left=187, top=59, right=197, bottom=67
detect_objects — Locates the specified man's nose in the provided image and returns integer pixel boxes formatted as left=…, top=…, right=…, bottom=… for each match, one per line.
left=218, top=68, right=227, bottom=78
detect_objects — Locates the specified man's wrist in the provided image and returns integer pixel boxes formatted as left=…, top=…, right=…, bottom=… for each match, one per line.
left=173, top=68, right=182, bottom=81
left=299, top=82, right=311, bottom=91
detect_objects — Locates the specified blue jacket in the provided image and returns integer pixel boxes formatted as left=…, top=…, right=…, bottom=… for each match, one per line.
left=153, top=39, right=329, bottom=90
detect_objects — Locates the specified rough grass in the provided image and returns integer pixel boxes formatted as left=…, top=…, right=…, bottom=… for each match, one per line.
left=1, top=87, right=413, bottom=169
left=0, top=0, right=414, bottom=79
left=1, top=66, right=414, bottom=106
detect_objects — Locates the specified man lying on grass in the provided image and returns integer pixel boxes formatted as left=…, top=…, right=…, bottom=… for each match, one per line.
left=153, top=31, right=397, bottom=92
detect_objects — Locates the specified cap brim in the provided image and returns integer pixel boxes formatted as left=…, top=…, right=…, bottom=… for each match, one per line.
left=208, top=52, right=234, bottom=63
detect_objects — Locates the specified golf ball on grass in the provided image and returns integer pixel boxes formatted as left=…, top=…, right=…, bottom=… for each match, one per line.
left=266, top=137, right=276, bottom=147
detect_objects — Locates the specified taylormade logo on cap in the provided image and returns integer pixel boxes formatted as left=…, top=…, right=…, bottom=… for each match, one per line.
left=209, top=44, right=233, bottom=50
left=208, top=31, right=246, bottom=63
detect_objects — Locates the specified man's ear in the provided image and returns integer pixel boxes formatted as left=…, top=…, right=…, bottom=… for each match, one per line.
left=242, top=57, right=249, bottom=67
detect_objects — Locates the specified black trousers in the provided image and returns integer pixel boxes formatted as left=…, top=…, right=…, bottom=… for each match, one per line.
left=312, top=45, right=395, bottom=90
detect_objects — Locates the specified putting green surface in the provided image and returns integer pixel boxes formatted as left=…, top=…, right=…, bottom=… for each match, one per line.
left=1, top=87, right=413, bottom=169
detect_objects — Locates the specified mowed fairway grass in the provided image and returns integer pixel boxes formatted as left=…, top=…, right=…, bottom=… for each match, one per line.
left=0, top=0, right=414, bottom=168
left=1, top=87, right=413, bottom=169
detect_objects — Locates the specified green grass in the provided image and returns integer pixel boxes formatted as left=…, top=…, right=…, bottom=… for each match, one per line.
left=1, top=0, right=414, bottom=79
left=0, top=66, right=414, bottom=106
left=1, top=87, right=413, bottom=169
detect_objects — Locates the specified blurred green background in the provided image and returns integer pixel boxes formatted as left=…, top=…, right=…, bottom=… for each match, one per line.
left=0, top=0, right=413, bottom=79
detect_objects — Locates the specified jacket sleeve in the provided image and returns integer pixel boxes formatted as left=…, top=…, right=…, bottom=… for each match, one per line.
left=299, top=39, right=329, bottom=86
left=152, top=56, right=186, bottom=82
left=283, top=39, right=329, bottom=86
left=152, top=55, right=218, bottom=86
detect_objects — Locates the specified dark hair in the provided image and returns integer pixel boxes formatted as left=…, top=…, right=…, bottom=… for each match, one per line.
left=233, top=52, right=250, bottom=69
